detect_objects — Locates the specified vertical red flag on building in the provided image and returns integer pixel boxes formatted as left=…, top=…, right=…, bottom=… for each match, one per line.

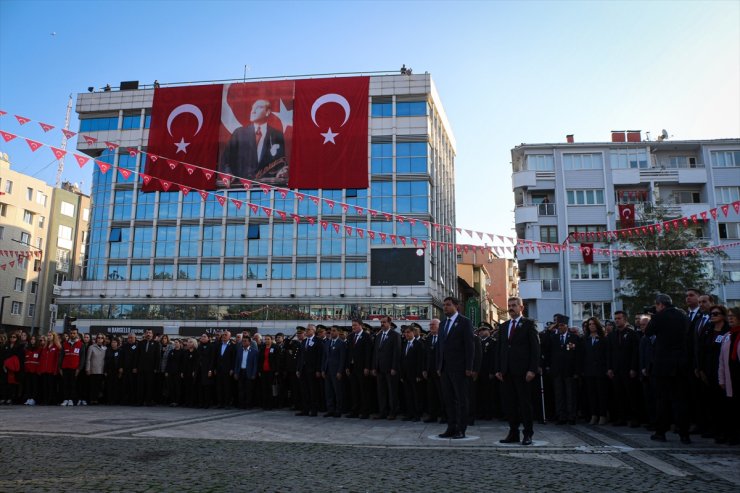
left=290, top=77, right=369, bottom=189
left=581, top=243, right=594, bottom=265
left=143, top=84, right=223, bottom=192
left=618, top=204, right=635, bottom=228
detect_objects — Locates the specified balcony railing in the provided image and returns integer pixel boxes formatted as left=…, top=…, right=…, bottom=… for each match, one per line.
left=541, top=279, right=561, bottom=291
left=538, top=203, right=556, bottom=216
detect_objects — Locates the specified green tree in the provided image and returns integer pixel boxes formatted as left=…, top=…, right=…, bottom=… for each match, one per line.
left=614, top=202, right=723, bottom=317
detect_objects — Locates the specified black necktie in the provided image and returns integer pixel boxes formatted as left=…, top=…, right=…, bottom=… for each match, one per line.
left=443, top=319, right=451, bottom=337
left=561, top=335, right=565, bottom=345
left=432, top=335, right=437, bottom=345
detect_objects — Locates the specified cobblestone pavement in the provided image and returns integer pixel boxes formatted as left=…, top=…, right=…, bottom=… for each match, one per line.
left=0, top=406, right=738, bottom=492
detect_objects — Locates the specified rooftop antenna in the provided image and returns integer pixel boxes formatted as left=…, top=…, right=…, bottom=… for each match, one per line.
left=55, top=94, right=73, bottom=188
left=657, top=129, right=669, bottom=142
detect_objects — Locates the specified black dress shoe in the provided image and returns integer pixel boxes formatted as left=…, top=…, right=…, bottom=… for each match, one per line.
left=438, top=430, right=456, bottom=438
left=557, top=420, right=567, bottom=425
left=295, top=411, right=309, bottom=416
left=323, top=412, right=333, bottom=417
left=423, top=417, right=437, bottom=423
left=650, top=433, right=667, bottom=442
left=500, top=433, right=520, bottom=444
left=359, top=414, right=369, bottom=419
left=521, top=435, right=533, bottom=446
left=452, top=431, right=466, bottom=439
left=346, top=413, right=358, bottom=418
left=372, top=414, right=387, bottom=420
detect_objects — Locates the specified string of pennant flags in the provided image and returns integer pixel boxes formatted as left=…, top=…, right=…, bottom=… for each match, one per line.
left=1, top=109, right=739, bottom=263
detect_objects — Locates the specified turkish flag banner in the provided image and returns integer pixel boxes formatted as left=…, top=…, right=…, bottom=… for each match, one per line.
left=290, top=77, right=369, bottom=189
left=143, top=84, right=223, bottom=192
left=581, top=243, right=594, bottom=265
left=618, top=204, right=635, bottom=228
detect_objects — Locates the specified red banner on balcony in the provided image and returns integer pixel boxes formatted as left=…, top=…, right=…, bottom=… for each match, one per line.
left=618, top=204, right=635, bottom=228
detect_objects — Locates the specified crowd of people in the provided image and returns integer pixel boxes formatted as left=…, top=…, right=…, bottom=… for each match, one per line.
left=1, top=292, right=738, bottom=446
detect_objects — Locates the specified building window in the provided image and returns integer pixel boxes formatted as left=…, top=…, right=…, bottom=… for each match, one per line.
left=36, top=191, right=47, bottom=206
left=371, top=143, right=393, bottom=174
left=570, top=262, right=611, bottom=280
left=54, top=272, right=67, bottom=286
left=153, top=262, right=174, bottom=280
left=563, top=153, right=603, bottom=170
left=346, top=262, right=367, bottom=278
left=711, top=150, right=740, bottom=167
left=130, top=264, right=151, bottom=281
left=296, top=263, right=317, bottom=279
left=60, top=201, right=75, bottom=217
left=4, top=180, right=13, bottom=193
left=396, top=142, right=428, bottom=174
left=247, top=262, right=267, bottom=279
left=202, top=225, right=223, bottom=257
left=225, top=225, right=245, bottom=257
left=272, top=223, right=293, bottom=256
left=0, top=226, right=3, bottom=239
left=158, top=192, right=179, bottom=219
left=320, top=262, right=342, bottom=279
left=20, top=232, right=31, bottom=244
left=371, top=102, right=392, bottom=117
left=526, top=154, right=554, bottom=171
left=132, top=227, right=153, bottom=258
left=0, top=203, right=6, bottom=217
left=396, top=101, right=427, bottom=117
left=719, top=223, right=740, bottom=239
left=113, top=190, right=133, bottom=221
left=83, top=208, right=90, bottom=221
left=79, top=116, right=119, bottom=132
left=179, top=225, right=200, bottom=257
left=572, top=301, right=612, bottom=322
left=177, top=263, right=197, bottom=280
left=396, top=181, right=428, bottom=213
left=568, top=225, right=607, bottom=236
left=23, top=209, right=33, bottom=224
left=107, top=265, right=126, bottom=281
left=109, top=228, right=129, bottom=258
left=56, top=249, right=71, bottom=272
left=322, top=190, right=342, bottom=215
left=121, top=114, right=141, bottom=130
left=11, top=301, right=22, bottom=315
left=321, top=226, right=342, bottom=256
left=223, top=263, right=243, bottom=280
left=200, top=263, right=220, bottom=280
left=181, top=192, right=200, bottom=218
left=30, top=281, right=38, bottom=294
left=136, top=190, right=156, bottom=219
left=610, top=149, right=648, bottom=169
left=247, top=224, right=268, bottom=256
left=296, top=223, right=317, bottom=256
left=155, top=226, right=177, bottom=257
left=672, top=190, right=701, bottom=204
left=38, top=215, right=45, bottom=228
left=567, top=189, right=605, bottom=205
left=26, top=187, right=33, bottom=200
left=28, top=304, right=35, bottom=318
left=271, top=263, right=292, bottom=279
left=540, top=226, right=558, bottom=243
left=716, top=187, right=740, bottom=204
left=14, top=277, right=25, bottom=291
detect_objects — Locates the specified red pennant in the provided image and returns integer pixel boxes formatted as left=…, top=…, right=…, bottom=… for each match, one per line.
left=61, top=129, right=77, bottom=139
left=95, top=160, right=111, bottom=174
left=180, top=186, right=191, bottom=196
left=733, top=201, right=740, bottom=214
left=249, top=203, right=259, bottom=214
left=149, top=154, right=158, bottom=162
left=397, top=216, right=405, bottom=224
left=0, top=265, right=5, bottom=271
left=262, top=207, right=272, bottom=217
left=294, top=191, right=304, bottom=201
left=444, top=226, right=451, bottom=234
left=383, top=213, right=392, bottom=221
left=199, top=190, right=209, bottom=201
left=354, top=206, right=364, bottom=215
left=277, top=189, right=288, bottom=199
left=15, top=115, right=31, bottom=125
left=310, top=196, right=320, bottom=206
left=118, top=168, right=132, bottom=180
left=73, top=154, right=89, bottom=167
left=50, top=147, right=67, bottom=160
left=216, top=195, right=226, bottom=207
left=690, top=214, right=698, bottom=224
left=379, top=232, right=387, bottom=243
left=307, top=217, right=315, bottom=226
left=682, top=217, right=689, bottom=227
left=38, top=121, right=54, bottom=132
left=160, top=180, right=172, bottom=192
left=664, top=222, right=671, bottom=232
left=356, top=228, right=364, bottom=238
left=344, top=225, right=353, bottom=236
left=700, top=211, right=708, bottom=221
left=422, top=221, right=430, bottom=229
left=0, top=130, right=16, bottom=142
left=167, top=160, right=179, bottom=171
left=140, top=174, right=152, bottom=185
left=672, top=219, right=679, bottom=229
left=9, top=261, right=14, bottom=268
left=367, top=230, right=375, bottom=240
left=105, top=141, right=119, bottom=151
left=230, top=198, right=242, bottom=210
left=399, top=236, right=406, bottom=246
left=721, top=204, right=729, bottom=217
left=422, top=240, right=427, bottom=249
left=277, top=210, right=287, bottom=221
left=239, top=178, right=252, bottom=189
left=409, top=218, right=416, bottom=226
left=710, top=208, right=718, bottom=219
left=83, top=135, right=97, bottom=145
left=219, top=173, right=232, bottom=187
left=260, top=184, right=272, bottom=194
left=25, top=138, right=43, bottom=152
left=390, top=234, right=397, bottom=244
left=332, top=223, right=340, bottom=234
left=320, top=220, right=328, bottom=230
left=0, top=110, right=5, bottom=116
left=291, top=213, right=301, bottom=223
left=128, top=147, right=139, bottom=157
left=341, top=203, right=349, bottom=213
left=202, top=169, right=214, bottom=180
left=581, top=243, right=594, bottom=264
left=369, top=209, right=378, bottom=217
left=325, top=199, right=335, bottom=210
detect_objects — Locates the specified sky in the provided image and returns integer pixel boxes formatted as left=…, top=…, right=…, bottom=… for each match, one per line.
left=1, top=0, right=738, bottom=242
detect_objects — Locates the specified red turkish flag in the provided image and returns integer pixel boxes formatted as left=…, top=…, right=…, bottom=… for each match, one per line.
left=618, top=204, right=635, bottom=228
left=0, top=130, right=16, bottom=142
left=581, top=243, right=594, bottom=265
left=290, top=77, right=369, bottom=189
left=143, top=84, right=222, bottom=192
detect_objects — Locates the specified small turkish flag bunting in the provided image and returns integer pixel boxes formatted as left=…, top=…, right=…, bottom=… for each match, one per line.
left=397, top=216, right=404, bottom=223
left=239, top=178, right=252, bottom=189
left=149, top=154, right=158, bottom=162
left=354, top=206, right=364, bottom=215
left=277, top=210, right=287, bottom=221
left=291, top=213, right=301, bottom=223
left=25, top=138, right=43, bottom=152
left=15, top=115, right=31, bottom=125
left=733, top=201, right=740, bottom=214
left=444, top=226, right=451, bottom=234
left=230, top=198, right=242, bottom=210
left=168, top=160, right=179, bottom=171
left=341, top=203, right=349, bottom=213
left=356, top=228, right=364, bottom=238
left=0, top=110, right=6, bottom=116
left=383, top=213, right=392, bottom=221
left=248, top=203, right=259, bottom=214
left=690, top=214, right=698, bottom=224
left=710, top=208, right=718, bottom=219
left=320, top=220, right=328, bottom=230
left=344, top=225, right=352, bottom=236
left=95, top=160, right=111, bottom=174
left=0, top=130, right=16, bottom=142
left=310, top=196, right=320, bottom=206
left=379, top=232, right=387, bottom=243
left=118, top=168, right=132, bottom=180
left=83, top=135, right=98, bottom=145
left=105, top=141, right=119, bottom=151
left=260, top=184, right=272, bottom=194
left=390, top=235, right=397, bottom=244
left=9, top=261, right=14, bottom=268
left=422, top=240, right=427, bottom=249
left=700, top=211, right=708, bottom=221
left=277, top=188, right=288, bottom=199
left=202, top=169, right=214, bottom=180
left=409, top=218, right=416, bottom=226
left=294, top=191, right=304, bottom=201
left=262, top=207, right=272, bottom=217
left=50, top=147, right=67, bottom=159
left=140, top=174, right=152, bottom=185
left=39, top=122, right=54, bottom=132
left=73, top=154, right=89, bottom=167
left=216, top=195, right=226, bottom=207
left=180, top=186, right=191, bottom=196
left=61, top=129, right=77, bottom=139
left=325, top=199, right=335, bottom=210
left=332, top=223, right=340, bottom=234
left=368, top=209, right=378, bottom=217
left=307, top=217, right=315, bottom=226
left=721, top=204, right=729, bottom=217
left=412, top=238, right=418, bottom=247
left=367, top=230, right=375, bottom=240
left=219, top=173, right=231, bottom=187
left=422, top=221, right=430, bottom=229
left=184, top=164, right=196, bottom=175
left=160, top=180, right=172, bottom=192
left=399, top=236, right=406, bottom=246
left=128, top=147, right=139, bottom=157
left=199, top=190, right=209, bottom=201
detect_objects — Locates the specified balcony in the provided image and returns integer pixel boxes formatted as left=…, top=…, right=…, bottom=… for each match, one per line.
left=519, top=279, right=542, bottom=299
left=538, top=203, right=556, bottom=216
left=541, top=279, right=561, bottom=292
left=514, top=205, right=538, bottom=224
left=512, top=170, right=537, bottom=189
left=678, top=168, right=708, bottom=184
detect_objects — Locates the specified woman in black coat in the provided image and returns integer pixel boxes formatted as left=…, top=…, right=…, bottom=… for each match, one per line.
left=581, top=317, right=610, bottom=425
left=181, top=338, right=200, bottom=407
left=104, top=338, right=124, bottom=405
left=697, top=305, right=729, bottom=442
left=165, top=339, right=184, bottom=407
left=258, top=336, right=282, bottom=410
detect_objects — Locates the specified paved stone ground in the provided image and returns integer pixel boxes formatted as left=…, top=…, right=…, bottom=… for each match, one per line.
left=0, top=406, right=738, bottom=492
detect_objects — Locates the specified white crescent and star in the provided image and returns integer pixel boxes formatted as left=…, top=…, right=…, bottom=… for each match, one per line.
left=311, top=93, right=350, bottom=145
left=167, top=104, right=204, bottom=154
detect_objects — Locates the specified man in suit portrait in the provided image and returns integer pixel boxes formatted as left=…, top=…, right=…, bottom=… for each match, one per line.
left=495, top=296, right=541, bottom=445
left=346, top=319, right=373, bottom=419
left=219, top=99, right=286, bottom=182
left=373, top=316, right=401, bottom=420
left=437, top=296, right=475, bottom=439
left=322, top=326, right=347, bottom=417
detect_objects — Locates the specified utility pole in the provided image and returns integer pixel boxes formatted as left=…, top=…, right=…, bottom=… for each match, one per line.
left=55, top=95, right=73, bottom=188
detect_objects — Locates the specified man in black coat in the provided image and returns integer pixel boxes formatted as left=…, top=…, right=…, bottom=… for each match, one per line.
left=476, top=323, right=496, bottom=420
left=646, top=293, right=691, bottom=444
left=346, top=319, right=373, bottom=418
left=296, top=324, right=323, bottom=416
left=136, top=329, right=161, bottom=406
left=322, top=326, right=347, bottom=417
left=544, top=317, right=580, bottom=425
left=495, top=297, right=541, bottom=445
left=121, top=333, right=139, bottom=405
left=423, top=319, right=444, bottom=423
left=607, top=311, right=641, bottom=426
left=400, top=326, right=425, bottom=421
left=215, top=331, right=236, bottom=408
left=436, top=297, right=475, bottom=439
left=196, top=333, right=217, bottom=408
left=373, top=316, right=402, bottom=420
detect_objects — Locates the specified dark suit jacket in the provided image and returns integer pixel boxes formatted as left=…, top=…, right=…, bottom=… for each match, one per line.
left=258, top=344, right=282, bottom=374
left=646, top=306, right=690, bottom=377
left=479, top=336, right=496, bottom=377
left=219, top=124, right=286, bottom=179
left=425, top=334, right=439, bottom=374
left=298, top=336, right=324, bottom=373
left=347, top=331, right=373, bottom=372
left=607, top=328, right=640, bottom=375
left=374, top=330, right=401, bottom=373
left=401, top=339, right=424, bottom=380
left=233, top=345, right=258, bottom=379
left=545, top=332, right=580, bottom=377
left=322, top=338, right=347, bottom=375
left=136, top=340, right=161, bottom=373
left=121, top=342, right=139, bottom=371
left=495, top=318, right=540, bottom=376
left=582, top=336, right=610, bottom=377
left=215, top=342, right=236, bottom=374
left=436, top=314, right=475, bottom=374
left=197, top=342, right=217, bottom=384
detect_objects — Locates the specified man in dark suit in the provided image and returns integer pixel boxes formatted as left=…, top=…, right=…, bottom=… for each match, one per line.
left=219, top=99, right=286, bottom=182
left=607, top=311, right=640, bottom=426
left=400, top=326, right=425, bottom=421
left=322, top=326, right=347, bottom=417
left=495, top=296, right=541, bottom=445
left=196, top=333, right=217, bottom=408
left=476, top=323, right=497, bottom=420
left=373, top=316, right=402, bottom=420
left=346, top=319, right=373, bottom=419
left=121, top=333, right=139, bottom=405
left=233, top=335, right=258, bottom=408
left=215, top=331, right=235, bottom=408
left=646, top=293, right=691, bottom=444
left=423, top=319, right=444, bottom=423
left=544, top=316, right=580, bottom=425
left=436, top=296, right=475, bottom=439
left=136, top=329, right=161, bottom=406
left=296, top=324, right=324, bottom=416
